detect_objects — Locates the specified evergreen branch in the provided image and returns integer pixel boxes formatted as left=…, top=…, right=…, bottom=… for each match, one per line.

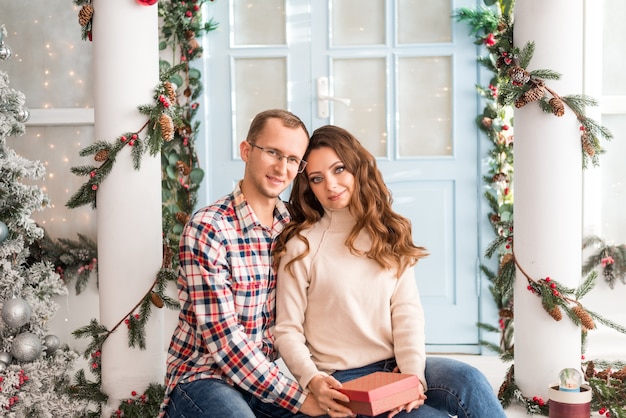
left=71, top=319, right=110, bottom=359
left=586, top=309, right=626, bottom=335
left=518, top=41, right=535, bottom=69
left=453, top=6, right=500, bottom=35
left=575, top=270, right=597, bottom=300
left=478, top=339, right=502, bottom=354
left=528, top=69, right=561, bottom=80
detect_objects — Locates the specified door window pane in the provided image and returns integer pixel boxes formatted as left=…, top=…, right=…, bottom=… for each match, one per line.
left=598, top=114, right=626, bottom=241
left=331, top=0, right=384, bottom=46
left=397, top=0, right=451, bottom=44
left=602, top=0, right=626, bottom=95
left=398, top=56, right=452, bottom=156
left=332, top=58, right=387, bottom=157
left=233, top=58, right=287, bottom=147
left=233, top=0, right=286, bottom=46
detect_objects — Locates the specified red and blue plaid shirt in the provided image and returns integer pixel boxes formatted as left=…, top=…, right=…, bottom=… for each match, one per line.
left=161, top=183, right=306, bottom=415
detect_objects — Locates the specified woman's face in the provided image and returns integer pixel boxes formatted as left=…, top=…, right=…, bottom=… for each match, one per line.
left=304, top=146, right=355, bottom=211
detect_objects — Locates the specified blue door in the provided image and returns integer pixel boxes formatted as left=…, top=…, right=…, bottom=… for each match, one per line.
left=202, top=0, right=481, bottom=352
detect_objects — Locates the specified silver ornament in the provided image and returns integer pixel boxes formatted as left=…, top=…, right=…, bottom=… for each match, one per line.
left=11, top=332, right=42, bottom=362
left=15, top=107, right=30, bottom=123
left=1, top=297, right=32, bottom=328
left=0, top=351, right=12, bottom=365
left=0, top=220, right=8, bottom=243
left=43, top=334, right=60, bottom=355
left=0, top=44, right=12, bottom=61
left=0, top=361, right=6, bottom=373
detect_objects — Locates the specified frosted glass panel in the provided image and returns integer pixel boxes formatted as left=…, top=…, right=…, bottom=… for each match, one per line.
left=9, top=126, right=97, bottom=240
left=398, top=0, right=451, bottom=44
left=398, top=56, right=452, bottom=156
left=233, top=0, right=286, bottom=46
left=602, top=0, right=626, bottom=95
left=233, top=58, right=287, bottom=150
left=333, top=58, right=386, bottom=157
left=0, top=1, right=93, bottom=108
left=598, top=115, right=626, bottom=242
left=332, top=0, right=384, bottom=46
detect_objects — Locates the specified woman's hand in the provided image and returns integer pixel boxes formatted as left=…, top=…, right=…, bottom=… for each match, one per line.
left=386, top=380, right=427, bottom=418
left=308, top=374, right=356, bottom=417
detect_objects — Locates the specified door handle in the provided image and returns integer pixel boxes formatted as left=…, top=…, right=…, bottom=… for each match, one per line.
left=317, top=77, right=351, bottom=118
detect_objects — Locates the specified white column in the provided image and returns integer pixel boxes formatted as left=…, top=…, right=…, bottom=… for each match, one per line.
left=513, top=1, right=584, bottom=399
left=92, top=0, right=163, bottom=414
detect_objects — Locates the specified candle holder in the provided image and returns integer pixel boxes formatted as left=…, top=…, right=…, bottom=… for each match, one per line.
left=549, top=368, right=591, bottom=418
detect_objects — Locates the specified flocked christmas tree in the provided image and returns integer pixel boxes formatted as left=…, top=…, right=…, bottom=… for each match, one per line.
left=0, top=25, right=88, bottom=416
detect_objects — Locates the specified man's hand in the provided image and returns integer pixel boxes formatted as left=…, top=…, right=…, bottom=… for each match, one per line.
left=299, top=394, right=327, bottom=416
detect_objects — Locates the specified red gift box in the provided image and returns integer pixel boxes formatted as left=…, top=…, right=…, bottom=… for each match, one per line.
left=337, top=372, right=421, bottom=416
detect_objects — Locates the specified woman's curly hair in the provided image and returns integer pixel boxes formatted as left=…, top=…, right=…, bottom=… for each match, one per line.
left=274, top=125, right=427, bottom=278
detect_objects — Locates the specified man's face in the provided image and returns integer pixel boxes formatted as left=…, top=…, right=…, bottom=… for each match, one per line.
left=242, top=118, right=309, bottom=200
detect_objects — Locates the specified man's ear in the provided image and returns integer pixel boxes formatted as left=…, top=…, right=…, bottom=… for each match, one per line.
left=240, top=141, right=251, bottom=163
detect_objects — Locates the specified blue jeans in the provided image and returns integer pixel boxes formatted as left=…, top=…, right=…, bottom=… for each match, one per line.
left=163, top=357, right=506, bottom=418
left=164, top=377, right=299, bottom=418
left=329, top=357, right=507, bottom=418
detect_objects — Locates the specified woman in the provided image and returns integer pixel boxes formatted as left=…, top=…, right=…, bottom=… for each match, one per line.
left=273, top=125, right=506, bottom=418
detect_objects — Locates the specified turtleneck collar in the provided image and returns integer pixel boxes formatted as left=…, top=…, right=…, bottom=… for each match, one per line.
left=323, top=207, right=356, bottom=231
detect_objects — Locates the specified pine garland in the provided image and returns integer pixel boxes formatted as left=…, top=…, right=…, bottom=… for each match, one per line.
left=456, top=1, right=626, bottom=416
left=63, top=1, right=217, bottom=415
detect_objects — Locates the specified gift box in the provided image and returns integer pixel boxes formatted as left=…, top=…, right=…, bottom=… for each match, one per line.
left=337, top=372, right=421, bottom=416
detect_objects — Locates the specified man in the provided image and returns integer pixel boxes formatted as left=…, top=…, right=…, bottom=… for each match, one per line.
left=161, top=109, right=328, bottom=417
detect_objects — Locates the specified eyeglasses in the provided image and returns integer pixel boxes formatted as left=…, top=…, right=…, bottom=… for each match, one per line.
left=248, top=142, right=308, bottom=173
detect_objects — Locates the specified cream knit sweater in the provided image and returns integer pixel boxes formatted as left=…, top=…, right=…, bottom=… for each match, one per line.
left=274, top=208, right=427, bottom=391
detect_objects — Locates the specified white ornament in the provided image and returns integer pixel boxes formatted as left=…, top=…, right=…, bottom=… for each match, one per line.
left=44, top=334, right=61, bottom=355
left=11, top=332, right=42, bottom=362
left=0, top=44, right=11, bottom=61
left=15, top=107, right=30, bottom=122
left=1, top=297, right=32, bottom=328
left=0, top=220, right=8, bottom=243
left=0, top=351, right=12, bottom=365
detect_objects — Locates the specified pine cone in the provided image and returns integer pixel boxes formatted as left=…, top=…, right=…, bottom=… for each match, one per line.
left=611, top=366, right=626, bottom=381
left=162, top=245, right=173, bottom=269
left=176, top=211, right=190, bottom=225
left=596, top=369, right=609, bottom=380
left=164, top=82, right=178, bottom=104
left=185, top=30, right=195, bottom=40
left=176, top=160, right=191, bottom=176
left=499, top=308, right=514, bottom=319
left=514, top=97, right=527, bottom=109
left=481, top=117, right=493, bottom=129
left=549, top=97, right=565, bottom=117
left=548, top=305, right=563, bottom=322
left=492, top=172, right=507, bottom=183
left=508, top=66, right=530, bottom=85
left=584, top=361, right=595, bottom=379
left=150, top=292, right=164, bottom=309
left=572, top=305, right=595, bottom=330
left=500, top=253, right=514, bottom=269
left=78, top=4, right=94, bottom=27
left=94, top=149, right=109, bottom=162
left=188, top=37, right=200, bottom=52
left=581, top=132, right=595, bottom=157
left=521, top=80, right=546, bottom=104
left=178, top=125, right=192, bottom=137
left=159, top=113, right=174, bottom=142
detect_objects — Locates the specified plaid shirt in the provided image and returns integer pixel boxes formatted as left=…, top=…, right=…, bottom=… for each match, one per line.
left=160, top=183, right=306, bottom=415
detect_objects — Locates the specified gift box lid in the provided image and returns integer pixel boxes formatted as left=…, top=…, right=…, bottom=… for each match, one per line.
left=337, top=372, right=420, bottom=402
